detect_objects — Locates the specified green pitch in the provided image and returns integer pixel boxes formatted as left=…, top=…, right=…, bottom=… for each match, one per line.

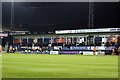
left=2, top=53, right=118, bottom=78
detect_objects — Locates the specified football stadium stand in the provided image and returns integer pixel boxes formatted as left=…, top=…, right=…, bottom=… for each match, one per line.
left=1, top=28, right=120, bottom=55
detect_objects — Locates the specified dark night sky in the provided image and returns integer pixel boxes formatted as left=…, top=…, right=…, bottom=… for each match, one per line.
left=2, top=2, right=120, bottom=32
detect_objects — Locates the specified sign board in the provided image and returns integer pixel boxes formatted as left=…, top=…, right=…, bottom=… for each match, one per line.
left=54, top=46, right=62, bottom=50
left=83, top=51, right=98, bottom=55
left=0, top=33, right=8, bottom=37
left=50, top=51, right=59, bottom=54
left=62, top=46, right=115, bottom=51
left=70, top=46, right=91, bottom=50
left=55, top=28, right=120, bottom=34
left=59, top=51, right=80, bottom=54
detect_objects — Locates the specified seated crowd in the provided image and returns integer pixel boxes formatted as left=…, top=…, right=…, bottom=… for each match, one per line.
left=6, top=41, right=120, bottom=55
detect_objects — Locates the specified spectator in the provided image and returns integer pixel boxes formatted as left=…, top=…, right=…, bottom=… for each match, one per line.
left=0, top=45, right=2, bottom=52
left=105, top=42, right=110, bottom=46
left=33, top=47, right=36, bottom=53
left=36, top=48, right=40, bottom=54
left=7, top=46, right=9, bottom=53
left=93, top=46, right=96, bottom=55
left=102, top=42, right=105, bottom=46
left=40, top=47, right=43, bottom=54
left=48, top=46, right=51, bottom=54
left=114, top=46, right=118, bottom=55
left=111, top=48, right=115, bottom=55
left=59, top=47, right=62, bottom=55
left=28, top=49, right=31, bottom=54
left=118, top=47, right=120, bottom=56
left=105, top=46, right=109, bottom=55
left=9, top=46, right=13, bottom=52
left=25, top=48, right=28, bottom=54
left=12, top=47, right=16, bottom=53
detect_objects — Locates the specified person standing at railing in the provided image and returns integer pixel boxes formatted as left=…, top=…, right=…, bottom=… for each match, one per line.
left=40, top=47, right=43, bottom=54
left=93, top=46, right=96, bottom=55
left=9, top=46, right=13, bottom=52
left=36, top=48, right=40, bottom=54
left=25, top=48, right=28, bottom=54
left=0, top=45, right=2, bottom=52
left=59, top=47, right=62, bottom=55
left=33, top=47, right=36, bottom=53
left=28, top=49, right=31, bottom=54
left=111, top=48, right=115, bottom=55
left=12, top=47, right=16, bottom=53
left=118, top=47, right=120, bottom=56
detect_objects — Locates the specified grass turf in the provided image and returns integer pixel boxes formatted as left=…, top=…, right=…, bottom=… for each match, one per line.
left=2, top=53, right=118, bottom=78
left=0, top=54, right=1, bottom=79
